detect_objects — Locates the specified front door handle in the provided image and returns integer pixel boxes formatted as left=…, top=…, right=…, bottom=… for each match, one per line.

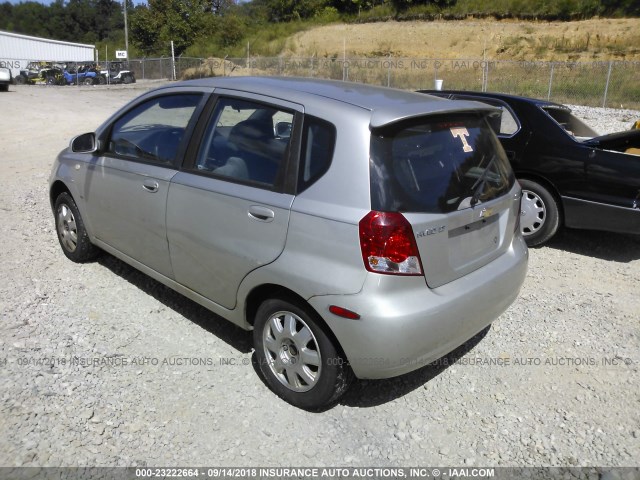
left=248, top=205, right=275, bottom=222
left=142, top=179, right=159, bottom=193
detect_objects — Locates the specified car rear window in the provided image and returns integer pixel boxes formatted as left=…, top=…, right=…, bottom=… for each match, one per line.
left=370, top=113, right=515, bottom=214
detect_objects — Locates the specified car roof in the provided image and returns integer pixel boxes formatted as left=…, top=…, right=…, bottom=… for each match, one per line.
left=421, top=89, right=569, bottom=110
left=174, top=76, right=497, bottom=128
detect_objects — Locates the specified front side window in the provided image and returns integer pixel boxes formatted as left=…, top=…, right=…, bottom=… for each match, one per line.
left=196, top=97, right=294, bottom=187
left=107, top=94, right=202, bottom=164
left=370, top=113, right=515, bottom=214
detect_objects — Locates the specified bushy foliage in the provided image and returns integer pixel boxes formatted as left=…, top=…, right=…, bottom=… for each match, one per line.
left=0, top=0, right=125, bottom=44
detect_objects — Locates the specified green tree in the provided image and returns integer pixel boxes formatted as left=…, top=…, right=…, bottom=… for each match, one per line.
left=130, top=0, right=215, bottom=56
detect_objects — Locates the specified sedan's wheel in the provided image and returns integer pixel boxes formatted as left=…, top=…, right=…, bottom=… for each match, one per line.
left=54, top=192, right=99, bottom=262
left=518, top=179, right=560, bottom=247
left=254, top=298, right=352, bottom=410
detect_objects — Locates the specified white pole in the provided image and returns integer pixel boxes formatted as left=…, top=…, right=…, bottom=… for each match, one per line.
left=602, top=61, right=613, bottom=108
left=171, top=41, right=176, bottom=81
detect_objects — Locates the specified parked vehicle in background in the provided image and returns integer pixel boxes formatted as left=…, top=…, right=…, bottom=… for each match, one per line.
left=14, top=62, right=41, bottom=85
left=420, top=90, right=640, bottom=246
left=0, top=66, right=11, bottom=91
left=50, top=77, right=528, bottom=409
left=40, top=65, right=66, bottom=85
left=62, top=63, right=101, bottom=85
left=100, top=61, right=135, bottom=84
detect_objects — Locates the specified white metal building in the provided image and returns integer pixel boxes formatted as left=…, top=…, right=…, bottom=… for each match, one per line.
left=0, top=30, right=95, bottom=77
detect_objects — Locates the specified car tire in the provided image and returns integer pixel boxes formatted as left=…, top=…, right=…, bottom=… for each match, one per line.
left=253, top=298, right=353, bottom=410
left=518, top=179, right=560, bottom=247
left=0, top=84, right=8, bottom=92
left=15, top=75, right=26, bottom=85
left=54, top=192, right=99, bottom=263
left=83, top=77, right=94, bottom=86
left=98, top=75, right=106, bottom=85
left=123, top=74, right=133, bottom=84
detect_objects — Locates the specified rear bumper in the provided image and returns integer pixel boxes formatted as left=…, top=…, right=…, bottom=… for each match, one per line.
left=309, top=234, right=528, bottom=379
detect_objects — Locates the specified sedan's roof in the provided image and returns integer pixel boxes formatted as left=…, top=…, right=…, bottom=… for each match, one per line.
left=176, top=76, right=496, bottom=128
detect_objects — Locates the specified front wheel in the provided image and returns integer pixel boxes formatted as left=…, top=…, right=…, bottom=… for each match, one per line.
left=518, top=179, right=561, bottom=247
left=54, top=192, right=99, bottom=262
left=253, top=298, right=352, bottom=410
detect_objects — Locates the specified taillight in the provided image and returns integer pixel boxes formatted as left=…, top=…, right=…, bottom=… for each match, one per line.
left=359, top=211, right=423, bottom=276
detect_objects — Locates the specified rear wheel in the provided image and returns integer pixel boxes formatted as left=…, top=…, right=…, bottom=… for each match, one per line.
left=122, top=74, right=133, bottom=84
left=518, top=179, right=560, bottom=246
left=54, top=193, right=99, bottom=262
left=15, top=75, right=26, bottom=85
left=253, top=298, right=352, bottom=410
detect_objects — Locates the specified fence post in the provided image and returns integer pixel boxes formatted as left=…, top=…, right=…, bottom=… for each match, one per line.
left=602, top=60, right=613, bottom=108
left=482, top=61, right=489, bottom=92
left=547, top=63, right=555, bottom=100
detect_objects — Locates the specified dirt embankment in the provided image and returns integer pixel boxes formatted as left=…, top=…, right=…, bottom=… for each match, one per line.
left=286, top=18, right=640, bottom=61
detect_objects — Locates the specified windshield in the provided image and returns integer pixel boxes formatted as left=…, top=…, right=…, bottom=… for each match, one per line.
left=370, top=113, right=515, bottom=213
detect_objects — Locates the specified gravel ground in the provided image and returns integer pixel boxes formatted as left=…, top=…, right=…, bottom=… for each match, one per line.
left=0, top=83, right=639, bottom=469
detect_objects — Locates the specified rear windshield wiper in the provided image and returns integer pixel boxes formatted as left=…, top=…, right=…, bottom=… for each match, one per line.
left=470, top=154, right=498, bottom=206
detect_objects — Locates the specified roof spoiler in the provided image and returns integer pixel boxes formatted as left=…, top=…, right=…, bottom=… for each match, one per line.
left=370, top=98, right=500, bottom=129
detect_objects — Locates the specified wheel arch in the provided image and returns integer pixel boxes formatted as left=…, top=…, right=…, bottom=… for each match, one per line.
left=244, top=283, right=350, bottom=362
left=49, top=180, right=72, bottom=210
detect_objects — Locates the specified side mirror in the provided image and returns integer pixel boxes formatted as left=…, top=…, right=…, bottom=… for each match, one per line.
left=275, top=121, right=292, bottom=139
left=71, top=132, right=97, bottom=153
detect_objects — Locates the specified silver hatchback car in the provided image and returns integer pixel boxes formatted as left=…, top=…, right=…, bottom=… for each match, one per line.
left=50, top=77, right=528, bottom=409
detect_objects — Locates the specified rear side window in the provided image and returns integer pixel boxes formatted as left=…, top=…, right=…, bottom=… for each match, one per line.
left=370, top=114, right=515, bottom=214
left=542, top=106, right=598, bottom=138
left=195, top=97, right=294, bottom=188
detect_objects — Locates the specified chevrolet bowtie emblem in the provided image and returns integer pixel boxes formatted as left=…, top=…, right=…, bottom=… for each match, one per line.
left=479, top=207, right=494, bottom=218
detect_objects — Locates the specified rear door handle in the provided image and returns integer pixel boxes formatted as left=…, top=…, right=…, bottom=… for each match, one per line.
left=142, top=179, right=159, bottom=193
left=248, top=205, right=275, bottom=222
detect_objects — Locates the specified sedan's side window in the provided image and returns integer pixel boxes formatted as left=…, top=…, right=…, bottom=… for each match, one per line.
left=196, top=97, right=294, bottom=187
left=456, top=96, right=519, bottom=136
left=107, top=94, right=202, bottom=164
left=496, top=107, right=519, bottom=135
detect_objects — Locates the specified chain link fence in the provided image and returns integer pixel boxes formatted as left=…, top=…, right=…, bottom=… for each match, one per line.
left=129, top=57, right=640, bottom=109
